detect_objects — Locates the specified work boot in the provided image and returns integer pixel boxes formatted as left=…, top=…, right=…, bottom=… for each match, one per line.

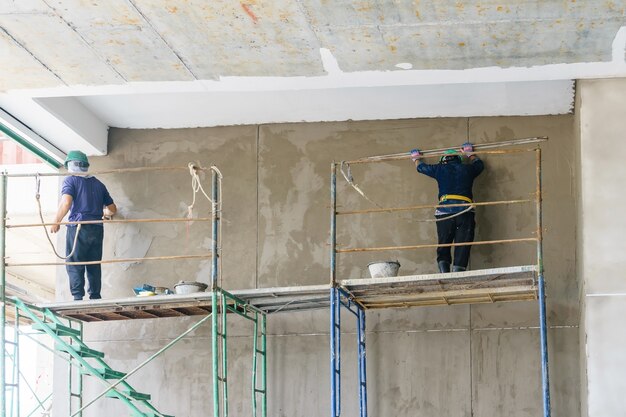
left=438, top=261, right=450, bottom=273
left=452, top=265, right=466, bottom=272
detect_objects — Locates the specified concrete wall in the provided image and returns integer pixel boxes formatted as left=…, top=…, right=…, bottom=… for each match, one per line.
left=54, top=115, right=580, bottom=416
left=578, top=78, right=626, bottom=417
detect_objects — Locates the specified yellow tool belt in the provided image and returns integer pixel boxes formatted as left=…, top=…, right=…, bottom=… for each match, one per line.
left=439, top=194, right=473, bottom=203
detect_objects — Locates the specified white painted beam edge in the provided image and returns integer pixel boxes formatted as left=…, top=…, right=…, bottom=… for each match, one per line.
left=0, top=107, right=65, bottom=164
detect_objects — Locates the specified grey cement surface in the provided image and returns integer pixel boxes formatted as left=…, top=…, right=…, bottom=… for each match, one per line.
left=1, top=1, right=624, bottom=89
left=54, top=115, right=580, bottom=416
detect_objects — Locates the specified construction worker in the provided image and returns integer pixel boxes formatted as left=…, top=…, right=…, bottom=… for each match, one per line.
left=50, top=151, right=117, bottom=300
left=410, top=143, right=484, bottom=273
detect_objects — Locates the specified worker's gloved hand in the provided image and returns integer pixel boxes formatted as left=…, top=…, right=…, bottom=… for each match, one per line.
left=461, top=142, right=474, bottom=154
left=410, top=149, right=422, bottom=161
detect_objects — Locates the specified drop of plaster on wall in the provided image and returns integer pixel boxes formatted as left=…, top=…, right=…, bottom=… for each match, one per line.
left=395, top=63, right=413, bottom=70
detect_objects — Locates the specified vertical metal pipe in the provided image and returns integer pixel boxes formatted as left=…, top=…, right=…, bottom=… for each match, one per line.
left=212, top=291, right=219, bottom=417
left=337, top=291, right=341, bottom=417
left=535, top=148, right=551, bottom=417
left=330, top=163, right=337, bottom=286
left=329, top=289, right=337, bottom=417
left=252, top=314, right=258, bottom=417
left=261, top=314, right=267, bottom=417
left=535, top=148, right=544, bottom=274
left=538, top=274, right=551, bottom=417
left=0, top=173, right=7, bottom=417
left=357, top=308, right=367, bottom=417
left=221, top=293, right=228, bottom=417
left=211, top=170, right=219, bottom=290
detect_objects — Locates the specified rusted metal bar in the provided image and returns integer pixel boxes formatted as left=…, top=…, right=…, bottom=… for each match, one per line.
left=5, top=217, right=212, bottom=229
left=4, top=165, right=207, bottom=178
left=6, top=254, right=212, bottom=267
left=344, top=137, right=547, bottom=165
left=336, top=237, right=538, bottom=253
left=336, top=198, right=533, bottom=216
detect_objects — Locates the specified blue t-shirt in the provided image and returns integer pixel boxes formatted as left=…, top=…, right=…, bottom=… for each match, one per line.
left=61, top=176, right=114, bottom=226
left=417, top=158, right=484, bottom=215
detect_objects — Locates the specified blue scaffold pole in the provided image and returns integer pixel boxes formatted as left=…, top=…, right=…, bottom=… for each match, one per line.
left=357, top=307, right=368, bottom=417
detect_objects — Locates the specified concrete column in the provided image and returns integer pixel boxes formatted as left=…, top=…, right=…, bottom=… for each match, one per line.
left=578, top=78, right=626, bottom=416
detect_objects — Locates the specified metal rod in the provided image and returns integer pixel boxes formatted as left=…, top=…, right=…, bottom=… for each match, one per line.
left=0, top=173, right=7, bottom=417
left=71, top=313, right=212, bottom=417
left=5, top=217, right=212, bottom=229
left=212, top=291, right=219, bottom=417
left=538, top=275, right=551, bottom=417
left=344, top=137, right=547, bottom=164
left=252, top=313, right=258, bottom=417
left=330, top=163, right=337, bottom=286
left=261, top=314, right=267, bottom=417
left=221, top=292, right=229, bottom=417
left=330, top=288, right=337, bottom=417
left=3, top=165, right=207, bottom=178
left=536, top=149, right=544, bottom=275
left=337, top=288, right=342, bottom=416
left=336, top=198, right=533, bottom=216
left=212, top=169, right=219, bottom=290
left=357, top=307, right=367, bottom=417
left=336, top=237, right=538, bottom=253
left=6, top=253, right=212, bottom=267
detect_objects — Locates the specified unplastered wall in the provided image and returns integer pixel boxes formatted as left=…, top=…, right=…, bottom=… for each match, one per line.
left=55, top=115, right=579, bottom=417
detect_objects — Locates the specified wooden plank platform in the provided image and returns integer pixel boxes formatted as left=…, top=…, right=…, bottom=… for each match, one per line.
left=38, top=266, right=537, bottom=322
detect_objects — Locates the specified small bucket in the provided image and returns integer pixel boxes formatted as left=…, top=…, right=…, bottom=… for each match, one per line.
left=174, top=281, right=208, bottom=295
left=367, top=261, right=400, bottom=278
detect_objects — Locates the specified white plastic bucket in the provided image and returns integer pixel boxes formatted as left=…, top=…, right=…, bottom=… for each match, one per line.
left=367, top=261, right=400, bottom=278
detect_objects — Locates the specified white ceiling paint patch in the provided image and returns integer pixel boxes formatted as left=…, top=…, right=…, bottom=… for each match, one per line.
left=395, top=63, right=413, bottom=70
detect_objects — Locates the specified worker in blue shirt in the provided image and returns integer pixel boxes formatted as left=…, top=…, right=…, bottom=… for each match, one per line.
left=410, top=143, right=484, bottom=273
left=50, top=151, right=117, bottom=300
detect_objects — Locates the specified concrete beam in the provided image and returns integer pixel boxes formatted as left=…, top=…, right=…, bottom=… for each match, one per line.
left=0, top=95, right=108, bottom=156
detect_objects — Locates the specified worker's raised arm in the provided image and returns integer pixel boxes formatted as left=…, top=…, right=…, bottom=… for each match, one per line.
left=50, top=194, right=73, bottom=233
left=461, top=142, right=484, bottom=177
left=410, top=149, right=438, bottom=178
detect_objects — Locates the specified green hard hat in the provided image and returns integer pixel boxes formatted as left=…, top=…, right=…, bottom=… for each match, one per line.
left=440, top=149, right=460, bottom=163
left=64, top=150, right=89, bottom=168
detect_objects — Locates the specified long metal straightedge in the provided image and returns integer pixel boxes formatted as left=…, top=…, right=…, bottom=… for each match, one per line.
left=344, top=136, right=548, bottom=164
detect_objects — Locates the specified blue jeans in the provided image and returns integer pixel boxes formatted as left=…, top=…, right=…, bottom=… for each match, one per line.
left=66, top=225, right=104, bottom=300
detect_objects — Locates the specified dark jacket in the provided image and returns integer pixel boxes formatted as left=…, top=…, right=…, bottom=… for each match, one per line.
left=417, top=158, right=484, bottom=214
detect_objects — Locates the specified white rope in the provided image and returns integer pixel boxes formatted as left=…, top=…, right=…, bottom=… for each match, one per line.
left=339, top=161, right=474, bottom=223
left=187, top=163, right=213, bottom=219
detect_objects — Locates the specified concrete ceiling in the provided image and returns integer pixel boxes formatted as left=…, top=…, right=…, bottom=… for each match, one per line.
left=0, top=0, right=624, bottom=158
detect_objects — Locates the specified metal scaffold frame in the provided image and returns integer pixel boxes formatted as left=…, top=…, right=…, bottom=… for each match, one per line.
left=0, top=165, right=267, bottom=417
left=328, top=137, right=551, bottom=417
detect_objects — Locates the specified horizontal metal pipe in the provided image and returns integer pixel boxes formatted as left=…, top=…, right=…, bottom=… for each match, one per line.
left=6, top=254, right=212, bottom=267
left=336, top=237, right=538, bottom=253
left=5, top=217, right=212, bottom=228
left=336, top=198, right=533, bottom=216
left=4, top=165, right=207, bottom=178
left=344, top=137, right=546, bottom=165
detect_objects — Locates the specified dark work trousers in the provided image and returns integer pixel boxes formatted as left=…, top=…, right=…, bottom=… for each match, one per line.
left=435, top=211, right=476, bottom=268
left=66, top=225, right=104, bottom=300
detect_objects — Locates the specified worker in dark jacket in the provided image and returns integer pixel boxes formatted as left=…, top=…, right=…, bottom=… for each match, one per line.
left=410, top=143, right=484, bottom=273
left=50, top=150, right=117, bottom=300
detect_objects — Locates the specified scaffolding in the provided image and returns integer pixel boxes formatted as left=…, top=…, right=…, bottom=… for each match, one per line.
left=0, top=137, right=552, bottom=417
left=327, top=138, right=551, bottom=417
left=0, top=165, right=267, bottom=417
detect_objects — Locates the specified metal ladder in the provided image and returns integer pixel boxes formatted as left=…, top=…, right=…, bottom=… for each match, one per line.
left=12, top=298, right=173, bottom=417
left=212, top=289, right=267, bottom=417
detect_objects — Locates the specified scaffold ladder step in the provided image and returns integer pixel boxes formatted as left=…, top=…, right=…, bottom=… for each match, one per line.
left=57, top=344, right=105, bottom=359
left=85, top=367, right=126, bottom=379
left=106, top=389, right=151, bottom=401
left=33, top=322, right=81, bottom=337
